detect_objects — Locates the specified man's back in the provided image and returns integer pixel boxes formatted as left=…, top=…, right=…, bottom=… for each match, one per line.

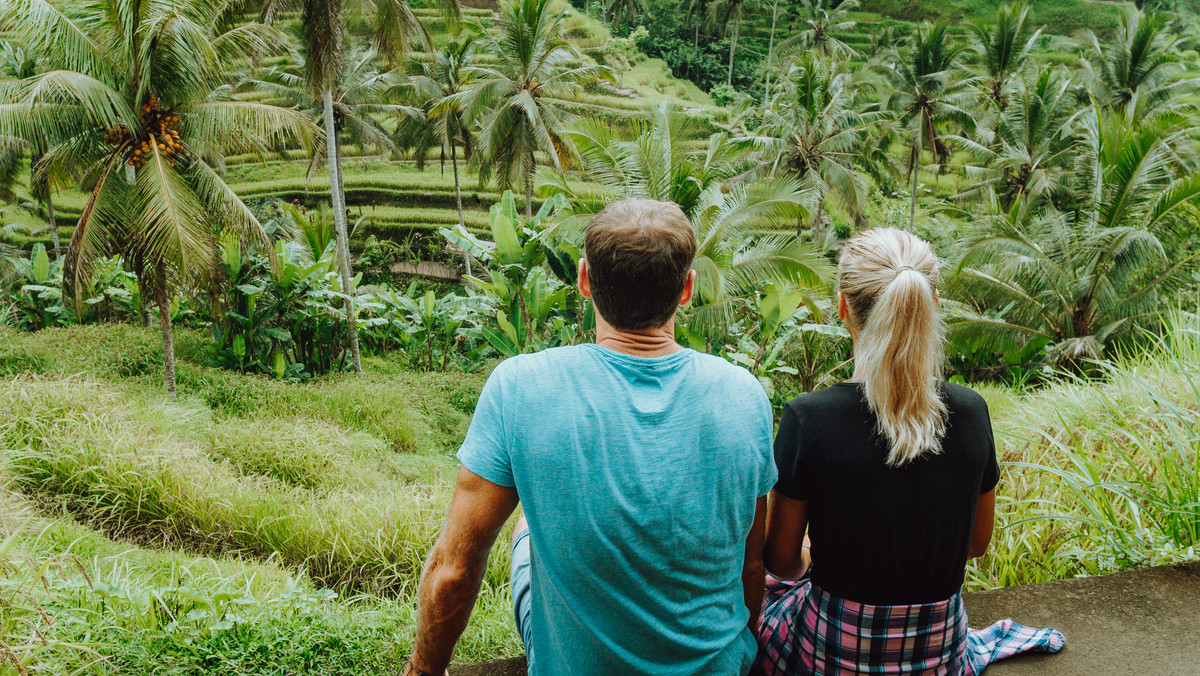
left=458, top=344, right=775, bottom=675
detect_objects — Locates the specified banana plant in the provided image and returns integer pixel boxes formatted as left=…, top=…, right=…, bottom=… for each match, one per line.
left=5, top=243, right=66, bottom=330
left=440, top=190, right=587, bottom=356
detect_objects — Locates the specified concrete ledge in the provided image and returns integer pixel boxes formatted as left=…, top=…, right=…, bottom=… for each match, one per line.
left=963, top=560, right=1200, bottom=675
left=450, top=561, right=1200, bottom=675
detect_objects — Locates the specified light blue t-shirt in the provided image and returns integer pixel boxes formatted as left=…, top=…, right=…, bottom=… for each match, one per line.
left=457, top=343, right=776, bottom=676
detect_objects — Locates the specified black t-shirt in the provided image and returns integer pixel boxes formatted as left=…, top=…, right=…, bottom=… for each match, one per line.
left=774, top=381, right=1000, bottom=605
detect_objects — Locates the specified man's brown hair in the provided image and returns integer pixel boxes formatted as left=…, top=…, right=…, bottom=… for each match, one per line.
left=584, top=197, right=697, bottom=330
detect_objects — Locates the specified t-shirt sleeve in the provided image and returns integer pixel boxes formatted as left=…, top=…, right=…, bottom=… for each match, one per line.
left=773, top=403, right=810, bottom=501
left=456, top=365, right=515, bottom=487
left=980, top=400, right=1000, bottom=494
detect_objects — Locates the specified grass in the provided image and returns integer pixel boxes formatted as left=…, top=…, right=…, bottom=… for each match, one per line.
left=0, top=324, right=519, bottom=674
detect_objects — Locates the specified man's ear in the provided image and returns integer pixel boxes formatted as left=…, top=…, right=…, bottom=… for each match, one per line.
left=679, top=269, right=696, bottom=306
left=837, top=291, right=848, bottom=321
left=578, top=258, right=592, bottom=298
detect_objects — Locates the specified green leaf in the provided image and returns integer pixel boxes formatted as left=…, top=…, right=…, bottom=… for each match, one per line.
left=758, top=284, right=806, bottom=338
left=491, top=211, right=523, bottom=267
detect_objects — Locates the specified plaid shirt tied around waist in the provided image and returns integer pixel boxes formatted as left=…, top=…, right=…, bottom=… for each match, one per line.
left=756, top=576, right=1064, bottom=676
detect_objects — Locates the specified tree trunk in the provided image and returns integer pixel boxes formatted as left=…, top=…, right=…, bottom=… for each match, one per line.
left=155, top=280, right=177, bottom=398
left=46, top=192, right=60, bottom=260
left=763, top=0, right=778, bottom=105
left=525, top=144, right=535, bottom=221
left=908, top=120, right=923, bottom=230
left=324, top=88, right=362, bottom=373
left=726, top=16, right=739, bottom=87
left=451, top=137, right=471, bottom=276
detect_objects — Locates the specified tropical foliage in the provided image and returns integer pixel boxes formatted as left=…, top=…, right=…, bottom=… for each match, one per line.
left=0, top=0, right=315, bottom=395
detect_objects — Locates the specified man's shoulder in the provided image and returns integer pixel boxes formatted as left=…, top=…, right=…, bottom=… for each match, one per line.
left=489, top=345, right=591, bottom=379
left=689, top=351, right=762, bottom=385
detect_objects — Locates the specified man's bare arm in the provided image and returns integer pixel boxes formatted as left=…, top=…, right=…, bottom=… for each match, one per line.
left=742, top=496, right=768, bottom=633
left=406, top=467, right=519, bottom=675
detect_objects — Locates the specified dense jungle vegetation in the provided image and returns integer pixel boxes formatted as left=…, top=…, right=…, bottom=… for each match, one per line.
left=1, top=0, right=1199, bottom=672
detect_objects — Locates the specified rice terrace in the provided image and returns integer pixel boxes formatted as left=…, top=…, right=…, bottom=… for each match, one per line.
left=0, top=0, right=1199, bottom=672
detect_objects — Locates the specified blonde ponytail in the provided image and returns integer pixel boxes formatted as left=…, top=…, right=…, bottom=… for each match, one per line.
left=838, top=228, right=947, bottom=466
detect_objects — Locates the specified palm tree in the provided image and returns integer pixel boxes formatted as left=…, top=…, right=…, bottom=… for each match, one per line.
left=0, top=0, right=315, bottom=396
left=686, top=178, right=831, bottom=338
left=1078, top=7, right=1199, bottom=115
left=239, top=44, right=411, bottom=191
left=605, top=0, right=647, bottom=31
left=875, top=22, right=979, bottom=229
left=288, top=0, right=438, bottom=373
left=465, top=0, right=614, bottom=219
left=967, top=1, right=1041, bottom=111
left=947, top=106, right=1200, bottom=365
left=0, top=41, right=62, bottom=259
left=544, top=102, right=742, bottom=216
left=951, top=65, right=1080, bottom=211
left=776, top=0, right=860, bottom=60
left=706, top=0, right=748, bottom=87
left=743, top=53, right=888, bottom=239
left=405, top=36, right=480, bottom=271
left=542, top=104, right=831, bottom=339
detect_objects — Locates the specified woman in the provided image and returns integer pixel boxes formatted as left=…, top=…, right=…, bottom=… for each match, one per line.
left=756, top=228, right=1063, bottom=676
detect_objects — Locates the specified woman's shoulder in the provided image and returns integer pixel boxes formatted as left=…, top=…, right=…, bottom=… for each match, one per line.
left=784, top=382, right=864, bottom=417
left=941, top=381, right=992, bottom=421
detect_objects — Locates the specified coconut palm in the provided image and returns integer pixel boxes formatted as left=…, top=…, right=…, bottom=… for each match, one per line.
left=686, top=177, right=831, bottom=338
left=875, top=22, right=979, bottom=229
left=239, top=44, right=411, bottom=190
left=951, top=65, right=1081, bottom=211
left=1078, top=7, right=1199, bottom=115
left=286, top=0, right=441, bottom=373
left=546, top=102, right=741, bottom=216
left=541, top=105, right=830, bottom=338
left=967, top=1, right=1041, bottom=111
left=706, top=0, right=748, bottom=87
left=404, top=35, right=481, bottom=270
left=0, top=0, right=315, bottom=396
left=743, top=53, right=888, bottom=239
left=0, top=41, right=63, bottom=259
left=947, top=106, right=1200, bottom=365
left=465, top=0, right=614, bottom=219
left=775, top=0, right=859, bottom=61
left=605, top=0, right=647, bottom=31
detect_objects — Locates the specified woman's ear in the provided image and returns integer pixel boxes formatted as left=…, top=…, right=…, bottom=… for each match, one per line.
left=837, top=291, right=849, bottom=321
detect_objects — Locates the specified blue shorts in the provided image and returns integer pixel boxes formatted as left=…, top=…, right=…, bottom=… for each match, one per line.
left=510, top=527, right=534, bottom=658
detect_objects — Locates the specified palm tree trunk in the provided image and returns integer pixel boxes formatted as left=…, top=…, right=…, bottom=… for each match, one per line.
left=450, top=137, right=471, bottom=276
left=525, top=144, right=535, bottom=220
left=46, top=192, right=60, bottom=260
left=726, top=15, right=740, bottom=87
left=154, top=279, right=177, bottom=398
left=909, top=121, right=923, bottom=230
left=324, top=88, right=362, bottom=373
left=763, top=0, right=778, bottom=105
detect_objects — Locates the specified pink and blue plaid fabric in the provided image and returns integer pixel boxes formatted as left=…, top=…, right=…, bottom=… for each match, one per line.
left=756, top=576, right=1064, bottom=675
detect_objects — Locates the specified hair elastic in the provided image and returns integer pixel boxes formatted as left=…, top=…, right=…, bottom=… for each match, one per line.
left=895, top=265, right=918, bottom=274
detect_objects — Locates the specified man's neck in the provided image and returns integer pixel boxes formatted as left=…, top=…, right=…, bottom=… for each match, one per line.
left=594, top=318, right=683, bottom=358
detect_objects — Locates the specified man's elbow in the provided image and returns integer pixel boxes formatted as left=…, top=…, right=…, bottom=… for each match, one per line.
left=421, top=543, right=485, bottom=595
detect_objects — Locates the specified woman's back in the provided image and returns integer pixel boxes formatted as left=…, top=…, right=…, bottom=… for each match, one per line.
left=774, top=381, right=999, bottom=605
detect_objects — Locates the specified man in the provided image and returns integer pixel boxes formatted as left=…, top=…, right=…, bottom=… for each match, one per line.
left=404, top=197, right=776, bottom=676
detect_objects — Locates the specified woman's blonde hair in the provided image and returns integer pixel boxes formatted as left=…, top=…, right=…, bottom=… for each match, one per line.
left=838, top=227, right=947, bottom=466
